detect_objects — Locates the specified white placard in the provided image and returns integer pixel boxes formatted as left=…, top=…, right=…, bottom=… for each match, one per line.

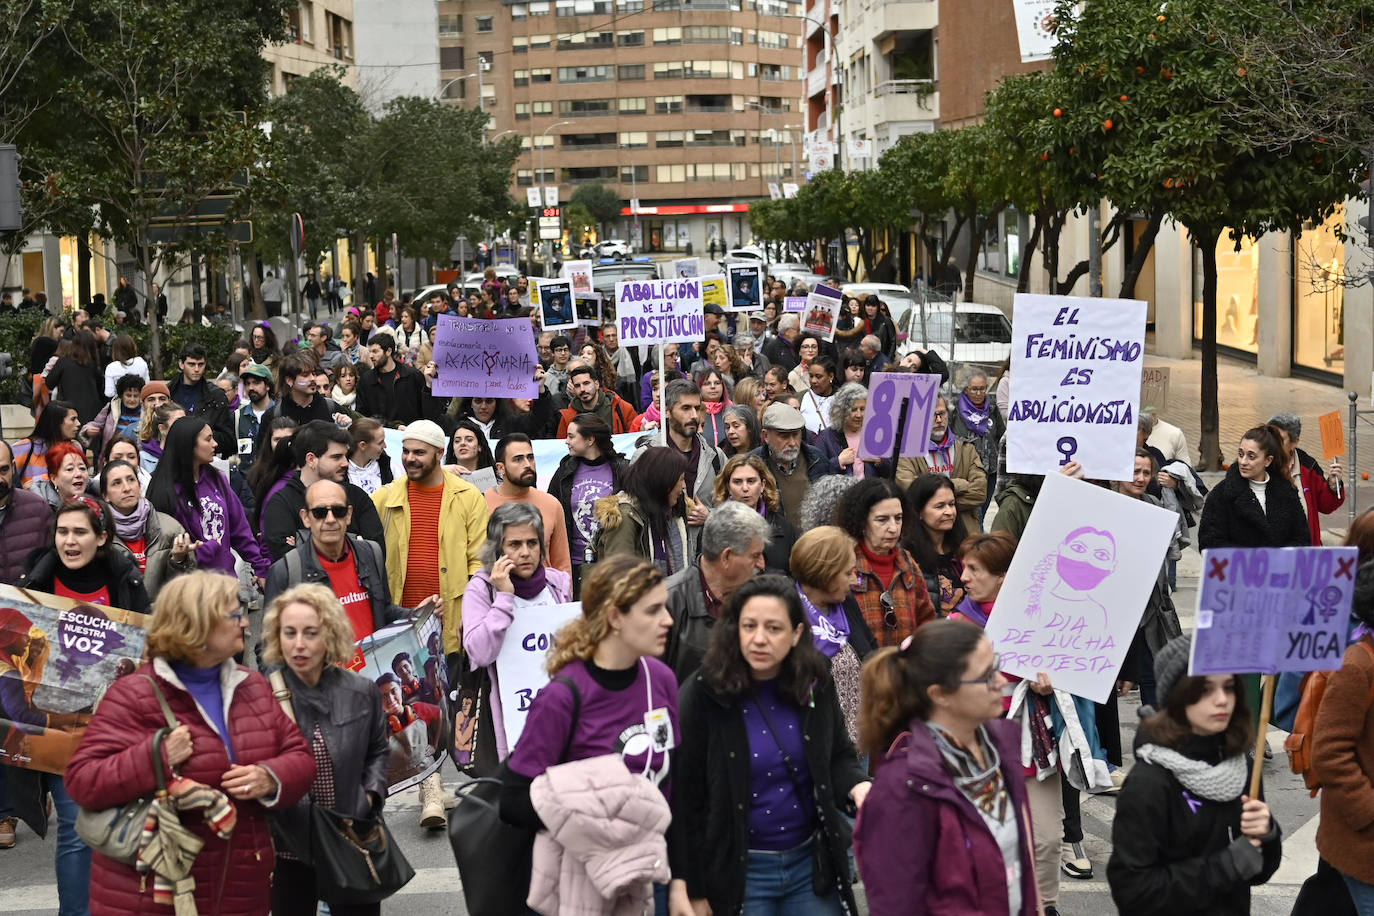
left=672, top=257, right=699, bottom=278
left=562, top=259, right=593, bottom=295
left=464, top=466, right=498, bottom=493
left=496, top=601, right=584, bottom=751
left=726, top=263, right=763, bottom=313
left=1012, top=0, right=1063, bottom=62
left=1005, top=293, right=1146, bottom=482
left=801, top=283, right=844, bottom=342
left=847, top=138, right=872, bottom=159
left=984, top=474, right=1177, bottom=703
left=543, top=186, right=560, bottom=207
left=525, top=187, right=543, bottom=208
left=615, top=277, right=706, bottom=345
left=536, top=279, right=576, bottom=332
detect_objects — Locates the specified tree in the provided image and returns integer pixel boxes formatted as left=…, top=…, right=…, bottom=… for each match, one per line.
left=570, top=182, right=622, bottom=239
left=879, top=131, right=962, bottom=282
left=1047, top=0, right=1365, bottom=468
left=941, top=124, right=1009, bottom=301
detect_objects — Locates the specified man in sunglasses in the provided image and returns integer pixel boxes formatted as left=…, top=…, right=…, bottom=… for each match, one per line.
left=261, top=420, right=386, bottom=561
left=263, top=479, right=419, bottom=643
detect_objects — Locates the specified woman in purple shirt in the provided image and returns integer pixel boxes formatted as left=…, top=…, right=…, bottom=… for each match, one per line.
left=674, top=575, right=871, bottom=916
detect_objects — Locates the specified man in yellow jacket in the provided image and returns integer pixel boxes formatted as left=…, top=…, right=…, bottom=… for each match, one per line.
left=372, top=419, right=489, bottom=830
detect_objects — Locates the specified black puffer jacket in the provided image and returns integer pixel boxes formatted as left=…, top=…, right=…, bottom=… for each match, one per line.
left=18, top=547, right=150, bottom=614
left=1197, top=465, right=1309, bottom=550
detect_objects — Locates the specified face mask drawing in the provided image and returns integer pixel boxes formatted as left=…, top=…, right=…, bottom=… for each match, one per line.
left=1055, top=528, right=1117, bottom=592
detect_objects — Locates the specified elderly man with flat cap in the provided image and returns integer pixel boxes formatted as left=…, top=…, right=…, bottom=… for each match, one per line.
left=751, top=402, right=826, bottom=524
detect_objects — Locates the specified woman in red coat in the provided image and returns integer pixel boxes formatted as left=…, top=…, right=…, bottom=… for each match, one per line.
left=65, top=570, right=316, bottom=916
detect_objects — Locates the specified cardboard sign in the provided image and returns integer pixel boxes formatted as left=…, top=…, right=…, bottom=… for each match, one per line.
left=858, top=372, right=942, bottom=460
left=1006, top=293, right=1147, bottom=482
left=575, top=292, right=602, bottom=327
left=1140, top=366, right=1170, bottom=412
left=0, top=585, right=149, bottom=775
left=802, top=283, right=844, bottom=342
left=495, top=601, right=583, bottom=751
left=726, top=263, right=763, bottom=313
left=616, top=277, right=706, bottom=345
left=1319, top=411, right=1346, bottom=460
left=561, top=259, right=593, bottom=295
left=344, top=610, right=450, bottom=793
left=784, top=296, right=808, bottom=313
left=431, top=316, right=540, bottom=398
left=672, top=258, right=699, bottom=278
left=702, top=275, right=728, bottom=312
left=537, top=279, right=576, bottom=332
left=1190, top=547, right=1358, bottom=676
left=984, top=474, right=1178, bottom=703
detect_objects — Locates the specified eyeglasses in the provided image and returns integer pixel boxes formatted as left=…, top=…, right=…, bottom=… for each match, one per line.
left=308, top=504, right=349, bottom=519
left=959, top=654, right=1004, bottom=688
left=879, top=589, right=898, bottom=629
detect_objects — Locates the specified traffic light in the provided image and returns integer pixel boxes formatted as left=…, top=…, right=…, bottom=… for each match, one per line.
left=0, top=145, right=20, bottom=232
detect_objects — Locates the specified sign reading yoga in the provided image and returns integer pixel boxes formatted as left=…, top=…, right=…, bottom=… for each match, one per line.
left=984, top=474, right=1177, bottom=703
left=615, top=277, right=706, bottom=345
left=1005, top=293, right=1147, bottom=482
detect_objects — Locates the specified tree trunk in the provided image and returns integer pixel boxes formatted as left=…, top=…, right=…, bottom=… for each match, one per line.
left=249, top=254, right=265, bottom=321
left=1118, top=211, right=1163, bottom=300
left=376, top=240, right=389, bottom=296
left=77, top=236, right=92, bottom=307
left=1017, top=212, right=1045, bottom=294
left=1044, top=211, right=1064, bottom=295
left=190, top=254, right=203, bottom=323
left=142, top=246, right=162, bottom=376
left=1198, top=227, right=1223, bottom=471
left=939, top=214, right=968, bottom=266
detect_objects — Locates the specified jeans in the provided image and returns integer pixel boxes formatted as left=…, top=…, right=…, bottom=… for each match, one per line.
left=742, top=841, right=845, bottom=916
left=1343, top=872, right=1374, bottom=916
left=48, top=775, right=91, bottom=916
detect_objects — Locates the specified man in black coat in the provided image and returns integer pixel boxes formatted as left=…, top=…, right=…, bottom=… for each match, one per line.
left=761, top=313, right=801, bottom=373
left=168, top=342, right=236, bottom=459
left=357, top=335, right=428, bottom=427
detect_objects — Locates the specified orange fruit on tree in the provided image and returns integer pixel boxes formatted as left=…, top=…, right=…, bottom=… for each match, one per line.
left=1119, top=94, right=1129, bottom=101
left=1103, top=119, right=1114, bottom=130
left=1236, top=67, right=1246, bottom=77
left=1053, top=108, right=1063, bottom=117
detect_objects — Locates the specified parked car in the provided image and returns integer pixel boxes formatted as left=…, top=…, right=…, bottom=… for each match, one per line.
left=841, top=283, right=920, bottom=337
left=591, top=260, right=659, bottom=300
left=596, top=239, right=634, bottom=259
left=897, top=302, right=1013, bottom=369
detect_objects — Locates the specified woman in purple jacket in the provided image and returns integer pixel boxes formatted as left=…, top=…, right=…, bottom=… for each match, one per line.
left=147, top=417, right=271, bottom=584
left=855, top=619, right=1039, bottom=916
left=461, top=502, right=573, bottom=766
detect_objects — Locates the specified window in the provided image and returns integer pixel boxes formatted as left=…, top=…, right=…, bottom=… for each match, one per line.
left=439, top=46, right=464, bottom=71
left=563, top=165, right=619, bottom=182
left=618, top=29, right=644, bottom=46
left=756, top=29, right=789, bottom=49
left=513, top=37, right=528, bottom=53
left=620, top=131, right=648, bottom=148
left=520, top=136, right=533, bottom=150
left=687, top=128, right=743, bottom=147
left=559, top=30, right=614, bottom=49
left=617, top=0, right=645, bottom=9
left=657, top=164, right=686, bottom=182
left=557, top=0, right=613, bottom=14
left=530, top=33, right=551, bottom=49
left=515, top=102, right=531, bottom=119
left=618, top=64, right=645, bottom=80
left=476, top=16, right=493, bottom=32
left=757, top=64, right=791, bottom=81
left=654, top=61, right=683, bottom=79
left=619, top=96, right=646, bottom=114
left=535, top=168, right=556, bottom=183
left=295, top=0, right=314, bottom=43
left=533, top=135, right=556, bottom=149
left=532, top=100, right=553, bottom=115
left=531, top=68, right=552, bottom=83
left=655, top=95, right=683, bottom=114
left=564, top=132, right=616, bottom=148
left=513, top=69, right=529, bottom=87
left=559, top=65, right=614, bottom=82
left=325, top=12, right=351, bottom=59
left=758, top=96, right=791, bottom=112
left=511, top=3, right=527, bottom=19
left=655, top=130, right=684, bottom=148
left=622, top=164, right=648, bottom=182
left=560, top=98, right=613, bottom=115
left=529, top=0, right=550, bottom=14
left=517, top=169, right=534, bottom=186
left=653, top=27, right=682, bottom=45
left=685, top=60, right=729, bottom=79
left=682, top=25, right=727, bottom=43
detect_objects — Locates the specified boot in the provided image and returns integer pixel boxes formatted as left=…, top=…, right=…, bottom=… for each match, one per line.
left=419, top=773, right=447, bottom=830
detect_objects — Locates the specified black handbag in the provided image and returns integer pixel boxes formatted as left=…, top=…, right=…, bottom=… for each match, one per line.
left=447, top=675, right=580, bottom=916
left=309, top=804, right=415, bottom=905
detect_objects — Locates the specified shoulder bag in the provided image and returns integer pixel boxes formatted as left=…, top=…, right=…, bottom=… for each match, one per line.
left=447, top=674, right=581, bottom=916
left=268, top=669, right=415, bottom=904
left=74, top=675, right=178, bottom=864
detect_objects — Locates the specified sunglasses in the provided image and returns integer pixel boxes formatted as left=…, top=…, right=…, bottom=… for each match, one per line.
left=308, top=504, right=349, bottom=519
left=880, top=589, right=897, bottom=629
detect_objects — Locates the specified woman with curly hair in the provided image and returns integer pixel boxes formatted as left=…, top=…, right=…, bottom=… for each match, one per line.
left=579, top=341, right=620, bottom=394
left=713, top=453, right=796, bottom=572
left=711, top=341, right=746, bottom=389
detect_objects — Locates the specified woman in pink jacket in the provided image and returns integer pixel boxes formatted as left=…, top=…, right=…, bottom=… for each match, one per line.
left=462, top=502, right=573, bottom=766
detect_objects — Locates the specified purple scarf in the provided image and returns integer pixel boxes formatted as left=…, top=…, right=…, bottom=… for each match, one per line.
left=513, top=564, right=549, bottom=600
left=797, top=584, right=850, bottom=658
left=957, top=390, right=993, bottom=437
left=112, top=497, right=153, bottom=541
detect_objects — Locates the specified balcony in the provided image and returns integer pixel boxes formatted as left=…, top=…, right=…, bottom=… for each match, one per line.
left=873, top=0, right=937, bottom=41
left=873, top=80, right=938, bottom=123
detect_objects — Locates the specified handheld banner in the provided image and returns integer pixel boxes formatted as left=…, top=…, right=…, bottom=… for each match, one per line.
left=858, top=372, right=942, bottom=460
left=0, top=585, right=148, bottom=775
left=726, top=263, right=763, bottom=313
left=432, top=315, right=540, bottom=398
left=784, top=296, right=808, bottom=313
left=386, top=431, right=641, bottom=493
left=1140, top=366, right=1170, bottom=412
left=347, top=610, right=450, bottom=793
left=802, top=284, right=844, bottom=341
left=1319, top=411, right=1346, bottom=461
left=1190, top=547, right=1358, bottom=676
left=615, top=277, right=706, bottom=346
left=561, top=259, right=593, bottom=296
left=495, top=602, right=583, bottom=751
left=702, top=275, right=728, bottom=312
left=984, top=474, right=1177, bottom=703
left=1006, top=293, right=1147, bottom=481
left=575, top=292, right=603, bottom=327
left=537, top=279, right=576, bottom=332
left=672, top=258, right=699, bottom=278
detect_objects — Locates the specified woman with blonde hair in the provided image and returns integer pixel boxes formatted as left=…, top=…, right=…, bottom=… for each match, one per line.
left=65, top=570, right=315, bottom=916
left=733, top=375, right=767, bottom=414
left=713, top=452, right=796, bottom=572
left=261, top=583, right=391, bottom=916
left=499, top=554, right=685, bottom=908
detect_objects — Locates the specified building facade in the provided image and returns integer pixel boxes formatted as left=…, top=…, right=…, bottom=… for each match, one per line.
left=263, top=0, right=359, bottom=95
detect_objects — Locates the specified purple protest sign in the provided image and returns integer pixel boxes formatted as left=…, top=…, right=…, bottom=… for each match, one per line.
left=1190, top=546, right=1358, bottom=676
left=55, top=605, right=130, bottom=683
left=858, top=372, right=942, bottom=460
left=432, top=316, right=539, bottom=398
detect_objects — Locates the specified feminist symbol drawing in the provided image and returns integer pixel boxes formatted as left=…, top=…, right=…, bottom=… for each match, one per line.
left=483, top=349, right=499, bottom=376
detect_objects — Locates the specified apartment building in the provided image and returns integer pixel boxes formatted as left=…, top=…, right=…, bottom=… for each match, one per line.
left=438, top=0, right=807, bottom=253
left=264, top=0, right=359, bottom=95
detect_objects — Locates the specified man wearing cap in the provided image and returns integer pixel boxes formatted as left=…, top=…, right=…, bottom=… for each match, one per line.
left=752, top=402, right=826, bottom=523
left=236, top=362, right=276, bottom=467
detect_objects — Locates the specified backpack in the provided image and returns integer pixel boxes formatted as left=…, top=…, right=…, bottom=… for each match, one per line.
left=1284, top=636, right=1374, bottom=796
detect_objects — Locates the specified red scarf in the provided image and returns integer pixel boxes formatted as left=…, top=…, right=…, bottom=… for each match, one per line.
left=703, top=398, right=730, bottom=415
left=860, top=540, right=898, bottom=589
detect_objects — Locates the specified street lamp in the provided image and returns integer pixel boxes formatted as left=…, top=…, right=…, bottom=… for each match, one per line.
left=788, top=12, right=841, bottom=170
left=537, top=120, right=574, bottom=269
left=490, top=128, right=518, bottom=143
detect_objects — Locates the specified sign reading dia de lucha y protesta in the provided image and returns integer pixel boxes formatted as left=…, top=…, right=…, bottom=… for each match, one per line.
left=432, top=315, right=540, bottom=398
left=615, top=276, right=707, bottom=345
left=1006, top=293, right=1147, bottom=482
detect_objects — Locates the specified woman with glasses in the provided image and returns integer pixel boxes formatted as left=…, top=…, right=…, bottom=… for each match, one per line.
left=855, top=619, right=1038, bottom=916
left=835, top=477, right=935, bottom=648
left=787, top=333, right=821, bottom=393
left=674, top=575, right=870, bottom=916
left=66, top=571, right=316, bottom=916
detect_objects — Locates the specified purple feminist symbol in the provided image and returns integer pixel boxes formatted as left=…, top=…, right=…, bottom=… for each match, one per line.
left=483, top=349, right=500, bottom=376
left=1181, top=790, right=1202, bottom=815
left=55, top=606, right=129, bottom=684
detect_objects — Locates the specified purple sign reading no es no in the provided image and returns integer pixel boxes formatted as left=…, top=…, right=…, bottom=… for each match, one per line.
left=432, top=316, right=539, bottom=398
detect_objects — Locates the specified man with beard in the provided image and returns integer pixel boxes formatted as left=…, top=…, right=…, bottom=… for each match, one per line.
left=262, top=421, right=386, bottom=561
left=255, top=353, right=348, bottom=453
left=633, top=379, right=721, bottom=524
left=751, top=402, right=826, bottom=524
left=894, top=394, right=987, bottom=534
left=555, top=364, right=640, bottom=437
left=547, top=413, right=629, bottom=585
left=235, top=362, right=276, bottom=467
left=482, top=433, right=572, bottom=575
left=358, top=334, right=428, bottom=427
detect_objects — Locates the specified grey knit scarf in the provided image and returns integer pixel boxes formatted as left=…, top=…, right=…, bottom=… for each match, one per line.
left=1135, top=743, right=1247, bottom=802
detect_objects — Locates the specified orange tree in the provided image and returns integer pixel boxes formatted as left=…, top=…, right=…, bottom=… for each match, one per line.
left=1041, top=0, right=1365, bottom=468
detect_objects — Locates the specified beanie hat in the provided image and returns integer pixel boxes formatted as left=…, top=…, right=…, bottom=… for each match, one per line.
left=1153, top=633, right=1193, bottom=708
left=401, top=419, right=447, bottom=451
left=140, top=381, right=171, bottom=401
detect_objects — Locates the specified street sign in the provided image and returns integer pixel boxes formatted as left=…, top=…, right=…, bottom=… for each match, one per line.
left=146, top=220, right=253, bottom=245
left=538, top=206, right=562, bottom=241
left=811, top=152, right=834, bottom=171
left=847, top=138, right=873, bottom=159
left=544, top=185, right=560, bottom=207
left=526, top=187, right=543, bottom=208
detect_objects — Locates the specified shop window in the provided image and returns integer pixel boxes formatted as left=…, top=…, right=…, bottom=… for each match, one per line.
left=1192, top=232, right=1260, bottom=356
left=1293, top=209, right=1346, bottom=374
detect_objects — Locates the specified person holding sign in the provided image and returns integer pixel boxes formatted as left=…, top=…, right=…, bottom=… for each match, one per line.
left=855, top=619, right=1039, bottom=916
left=1266, top=413, right=1346, bottom=547
left=19, top=497, right=151, bottom=613
left=461, top=503, right=574, bottom=764
left=673, top=576, right=870, bottom=916
left=816, top=382, right=893, bottom=480
left=894, top=396, right=987, bottom=537
left=1107, top=634, right=1282, bottom=916
left=836, top=478, right=936, bottom=649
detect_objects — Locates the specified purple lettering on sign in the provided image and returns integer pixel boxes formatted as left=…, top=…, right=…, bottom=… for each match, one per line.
left=858, top=373, right=941, bottom=460
left=54, top=605, right=129, bottom=683
left=432, top=316, right=540, bottom=398
left=1190, top=546, right=1358, bottom=676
